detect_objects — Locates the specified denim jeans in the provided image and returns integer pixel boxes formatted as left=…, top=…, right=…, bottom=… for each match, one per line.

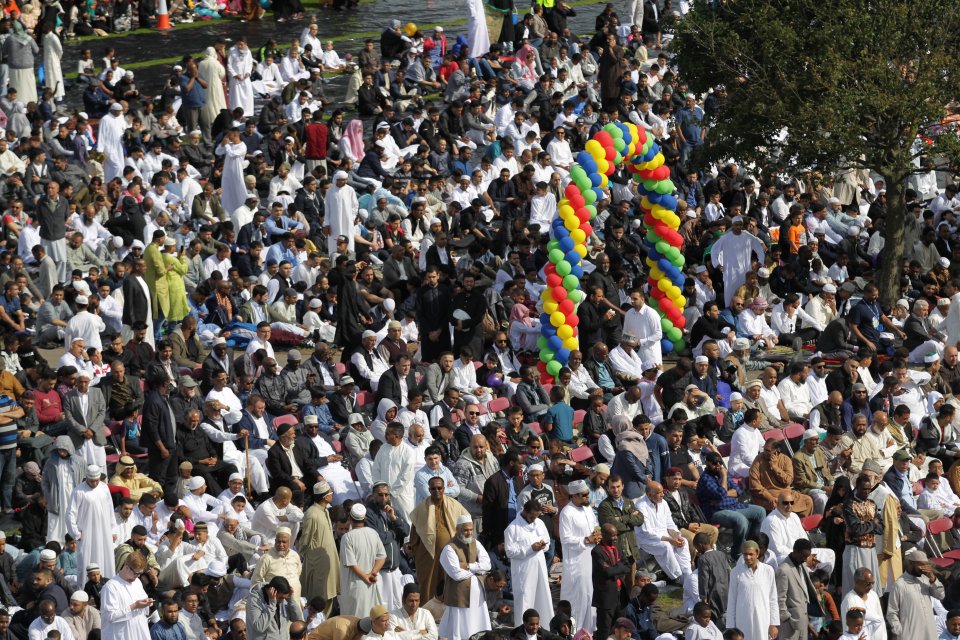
left=0, top=448, right=15, bottom=509
left=711, top=504, right=766, bottom=555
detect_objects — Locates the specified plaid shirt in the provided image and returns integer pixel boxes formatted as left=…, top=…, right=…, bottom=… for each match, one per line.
left=696, top=470, right=746, bottom=520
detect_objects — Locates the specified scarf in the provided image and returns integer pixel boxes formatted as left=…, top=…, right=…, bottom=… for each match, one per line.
left=611, top=415, right=649, bottom=466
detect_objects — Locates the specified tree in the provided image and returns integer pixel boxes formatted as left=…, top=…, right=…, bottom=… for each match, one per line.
left=672, top=0, right=960, bottom=305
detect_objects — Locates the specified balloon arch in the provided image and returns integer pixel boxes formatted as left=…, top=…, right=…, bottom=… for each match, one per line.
left=536, top=123, right=686, bottom=381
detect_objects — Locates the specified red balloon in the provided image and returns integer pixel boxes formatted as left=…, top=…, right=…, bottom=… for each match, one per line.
left=635, top=128, right=647, bottom=145
left=537, top=361, right=547, bottom=372
left=582, top=222, right=593, bottom=237
left=552, top=286, right=568, bottom=302
left=559, top=299, right=574, bottom=314
left=546, top=273, right=562, bottom=288
left=650, top=287, right=666, bottom=300
left=667, top=308, right=682, bottom=323
left=565, top=183, right=581, bottom=199
left=639, top=169, right=653, bottom=181
left=644, top=213, right=658, bottom=226
left=568, top=193, right=585, bottom=210
left=673, top=315, right=687, bottom=330
left=653, top=222, right=671, bottom=239
left=604, top=145, right=616, bottom=162
left=577, top=209, right=591, bottom=224
left=659, top=299, right=676, bottom=316
left=594, top=131, right=614, bottom=148
left=566, top=314, right=580, bottom=328
left=544, top=263, right=556, bottom=276
left=652, top=165, right=670, bottom=181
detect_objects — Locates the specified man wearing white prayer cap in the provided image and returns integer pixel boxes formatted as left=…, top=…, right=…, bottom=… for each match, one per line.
left=337, top=501, right=387, bottom=617
left=437, top=513, right=492, bottom=640
left=504, top=494, right=554, bottom=627
left=65, top=589, right=99, bottom=639
left=68, top=464, right=117, bottom=580
left=326, top=170, right=358, bottom=255
left=251, top=525, right=304, bottom=603
left=558, top=478, right=600, bottom=633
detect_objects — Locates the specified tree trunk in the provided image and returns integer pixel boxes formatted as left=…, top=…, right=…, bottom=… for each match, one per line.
left=877, top=170, right=906, bottom=309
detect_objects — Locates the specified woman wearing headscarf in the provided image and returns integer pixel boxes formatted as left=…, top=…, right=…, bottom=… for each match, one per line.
left=339, top=119, right=365, bottom=165
left=3, top=21, right=39, bottom=104
left=509, top=44, right=539, bottom=94
left=610, top=415, right=650, bottom=499
left=821, top=475, right=850, bottom=589
left=508, top=302, right=540, bottom=352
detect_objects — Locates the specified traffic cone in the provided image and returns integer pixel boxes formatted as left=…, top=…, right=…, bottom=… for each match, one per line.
left=156, top=0, right=172, bottom=29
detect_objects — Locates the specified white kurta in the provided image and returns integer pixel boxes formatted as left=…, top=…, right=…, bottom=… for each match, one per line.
left=504, top=514, right=554, bottom=626
left=759, top=510, right=835, bottom=574
left=68, top=481, right=117, bottom=579
left=43, top=31, right=65, bottom=101
left=47, top=458, right=80, bottom=544
left=727, top=562, right=779, bottom=640
left=339, top=527, right=387, bottom=617
left=710, top=230, right=767, bottom=307
left=465, top=0, right=490, bottom=56
left=198, top=53, right=226, bottom=125
left=325, top=183, right=359, bottom=255
left=559, top=503, right=598, bottom=632
left=227, top=47, right=255, bottom=116
left=97, top=113, right=127, bottom=183
left=100, top=574, right=151, bottom=640
left=623, top=304, right=663, bottom=366
left=636, top=496, right=692, bottom=580
left=389, top=606, right=439, bottom=640
left=311, top=434, right=360, bottom=505
left=839, top=590, right=886, bottom=640
left=218, top=142, right=247, bottom=219
left=371, top=442, right=416, bottom=520
left=437, top=542, right=492, bottom=640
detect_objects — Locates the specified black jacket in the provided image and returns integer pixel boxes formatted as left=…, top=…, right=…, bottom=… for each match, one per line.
left=266, top=442, right=311, bottom=492
left=481, top=471, right=524, bottom=547
left=142, top=390, right=176, bottom=450
left=376, top=368, right=420, bottom=407
left=591, top=541, right=631, bottom=609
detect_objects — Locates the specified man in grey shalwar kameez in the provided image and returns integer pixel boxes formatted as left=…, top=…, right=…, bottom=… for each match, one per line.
left=338, top=503, right=387, bottom=617
left=887, top=548, right=945, bottom=640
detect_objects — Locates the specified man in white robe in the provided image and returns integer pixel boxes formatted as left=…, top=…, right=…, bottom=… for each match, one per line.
left=227, top=40, right=254, bottom=117
left=389, top=583, right=439, bottom=640
left=710, top=217, right=767, bottom=307
left=372, top=423, right=417, bottom=520
left=438, top=516, right=492, bottom=640
left=250, top=487, right=304, bottom=545
left=759, top=491, right=836, bottom=574
left=504, top=501, right=554, bottom=626
left=217, top=130, right=248, bottom=220
left=67, top=465, right=117, bottom=579
left=97, top=103, right=126, bottom=183
left=636, top=481, right=692, bottom=582
left=43, top=436, right=84, bottom=545
left=304, top=415, right=360, bottom=504
left=326, top=171, right=358, bottom=255
left=559, top=479, right=599, bottom=633
left=101, top=553, right=152, bottom=640
left=465, top=0, right=490, bottom=57
left=839, top=568, right=886, bottom=640
left=727, top=541, right=779, bottom=640
left=339, top=504, right=387, bottom=617
left=622, top=290, right=663, bottom=368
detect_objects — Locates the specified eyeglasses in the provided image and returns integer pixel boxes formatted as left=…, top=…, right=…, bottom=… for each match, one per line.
left=780, top=501, right=794, bottom=506
left=467, top=411, right=480, bottom=416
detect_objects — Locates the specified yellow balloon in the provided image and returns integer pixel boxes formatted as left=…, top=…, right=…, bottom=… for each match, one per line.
left=559, top=205, right=575, bottom=219
left=550, top=311, right=566, bottom=328
left=595, top=157, right=609, bottom=175
left=646, top=259, right=658, bottom=271
left=626, top=123, right=639, bottom=141
left=650, top=266, right=664, bottom=280
left=405, top=22, right=417, bottom=36
left=641, top=197, right=654, bottom=210
left=599, top=174, right=609, bottom=188
left=557, top=324, right=574, bottom=340
left=570, top=229, right=586, bottom=244
left=652, top=205, right=668, bottom=218
left=563, top=337, right=579, bottom=351
left=542, top=290, right=554, bottom=303
left=663, top=213, right=679, bottom=229
left=543, top=301, right=558, bottom=315
left=564, top=216, right=579, bottom=231
left=559, top=198, right=570, bottom=207
left=658, top=279, right=671, bottom=292
left=648, top=154, right=664, bottom=169
left=574, top=244, right=588, bottom=259
left=585, top=140, right=604, bottom=158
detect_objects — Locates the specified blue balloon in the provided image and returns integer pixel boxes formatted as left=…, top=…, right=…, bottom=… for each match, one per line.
left=648, top=142, right=661, bottom=156
left=661, top=338, right=674, bottom=354
left=593, top=187, right=604, bottom=202
left=555, top=347, right=571, bottom=364
left=565, top=250, right=581, bottom=265
left=540, top=313, right=552, bottom=327
left=548, top=335, right=564, bottom=351
left=590, top=172, right=603, bottom=188
left=659, top=194, right=678, bottom=210
left=542, top=323, right=557, bottom=336
left=559, top=237, right=575, bottom=252
left=647, top=248, right=662, bottom=262
left=648, top=192, right=664, bottom=204
left=672, top=275, right=686, bottom=288
left=658, top=258, right=672, bottom=272
left=570, top=264, right=584, bottom=278
left=553, top=225, right=569, bottom=240
left=577, top=151, right=598, bottom=174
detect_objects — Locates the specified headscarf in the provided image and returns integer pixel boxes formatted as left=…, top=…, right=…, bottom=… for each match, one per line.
left=343, top=119, right=365, bottom=160
left=611, top=415, right=649, bottom=466
left=510, top=302, right=535, bottom=327
left=927, top=390, right=944, bottom=416
left=515, top=44, right=538, bottom=83
left=23, top=461, right=40, bottom=479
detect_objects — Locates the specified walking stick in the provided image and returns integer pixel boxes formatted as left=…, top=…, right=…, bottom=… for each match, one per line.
left=245, top=433, right=252, bottom=498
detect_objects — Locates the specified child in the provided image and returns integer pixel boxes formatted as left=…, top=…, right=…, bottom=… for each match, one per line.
left=819, top=621, right=844, bottom=640
left=544, top=384, right=574, bottom=444
left=685, top=602, right=723, bottom=640
left=302, top=389, right=336, bottom=434
left=120, top=408, right=145, bottom=455
left=83, top=564, right=106, bottom=608
left=694, top=531, right=730, bottom=626
left=839, top=609, right=868, bottom=640
left=58, top=535, right=79, bottom=590
left=809, top=569, right=839, bottom=635
left=580, top=392, right=606, bottom=444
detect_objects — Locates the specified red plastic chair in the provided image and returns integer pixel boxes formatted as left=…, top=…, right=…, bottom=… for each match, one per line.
left=487, top=397, right=510, bottom=414
left=332, top=440, right=343, bottom=453
left=801, top=514, right=823, bottom=532
left=782, top=423, right=806, bottom=440
left=526, top=422, right=543, bottom=435
left=573, top=409, right=586, bottom=425
left=335, top=362, right=347, bottom=375
left=763, top=428, right=785, bottom=442
left=717, top=443, right=732, bottom=457
left=926, top=517, right=955, bottom=558
left=356, top=390, right=374, bottom=408
left=932, top=557, right=956, bottom=568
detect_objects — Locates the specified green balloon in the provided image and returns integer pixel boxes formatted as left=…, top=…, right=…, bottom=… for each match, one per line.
left=570, top=166, right=587, bottom=182
left=556, top=260, right=572, bottom=276
left=647, top=232, right=663, bottom=245
left=671, top=253, right=686, bottom=268
left=603, top=123, right=619, bottom=135
left=614, top=139, right=626, bottom=153
left=660, top=317, right=672, bottom=332
left=666, top=247, right=681, bottom=261
left=546, top=360, right=562, bottom=377
left=613, top=152, right=623, bottom=165
left=547, top=240, right=560, bottom=253
left=586, top=204, right=597, bottom=219
left=568, top=289, right=583, bottom=303
left=548, top=249, right=565, bottom=264
left=647, top=297, right=659, bottom=309
left=609, top=126, right=624, bottom=139
left=668, top=327, right=683, bottom=341
left=539, top=348, right=555, bottom=362
left=632, top=173, right=643, bottom=183
left=656, top=241, right=669, bottom=254
left=563, top=274, right=580, bottom=290
left=672, top=339, right=686, bottom=352
left=537, top=336, right=548, bottom=351
left=643, top=179, right=658, bottom=191
left=583, top=189, right=597, bottom=205
left=656, top=179, right=675, bottom=195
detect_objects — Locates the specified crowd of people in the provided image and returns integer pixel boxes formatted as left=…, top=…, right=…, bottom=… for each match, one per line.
left=0, top=2, right=957, bottom=640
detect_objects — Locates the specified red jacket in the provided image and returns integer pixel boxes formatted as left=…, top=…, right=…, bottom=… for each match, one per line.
left=303, top=122, right=329, bottom=160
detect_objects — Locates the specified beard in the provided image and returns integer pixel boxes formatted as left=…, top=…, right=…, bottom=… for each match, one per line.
left=455, top=534, right=473, bottom=545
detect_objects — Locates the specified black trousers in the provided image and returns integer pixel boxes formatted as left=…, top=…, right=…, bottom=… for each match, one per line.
left=148, top=449, right=179, bottom=495
left=595, top=605, right=620, bottom=640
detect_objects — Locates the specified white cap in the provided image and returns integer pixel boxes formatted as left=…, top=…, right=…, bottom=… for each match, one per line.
left=70, top=591, right=89, bottom=602
left=350, top=504, right=367, bottom=520
left=304, top=414, right=319, bottom=425
left=383, top=298, right=396, bottom=312
left=75, top=295, right=88, bottom=305
left=188, top=476, right=206, bottom=491
left=729, top=392, right=743, bottom=402
left=896, top=298, right=910, bottom=309
left=939, top=297, right=951, bottom=306
left=85, top=464, right=101, bottom=479
left=568, top=479, right=590, bottom=495
left=109, top=102, right=123, bottom=111
left=228, top=472, right=243, bottom=482
left=757, top=267, right=771, bottom=278
left=925, top=353, right=941, bottom=363
left=334, top=170, right=349, bottom=180
left=205, top=561, right=227, bottom=578
left=309, top=298, right=322, bottom=308
left=40, top=549, right=57, bottom=561
left=822, top=283, right=837, bottom=294
left=456, top=514, right=472, bottom=526
left=694, top=265, right=707, bottom=274
left=362, top=330, right=377, bottom=339
left=803, top=428, right=823, bottom=441
left=940, top=257, right=951, bottom=268
left=213, top=337, right=227, bottom=346
left=694, top=355, right=709, bottom=364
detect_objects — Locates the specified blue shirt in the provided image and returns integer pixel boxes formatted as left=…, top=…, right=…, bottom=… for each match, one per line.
left=414, top=464, right=460, bottom=504
left=151, top=621, right=188, bottom=640
left=594, top=359, right=615, bottom=390
left=696, top=470, right=746, bottom=519
left=264, top=242, right=299, bottom=268
left=676, top=105, right=705, bottom=144
left=265, top=215, right=304, bottom=238
left=545, top=402, right=574, bottom=443
left=301, top=403, right=336, bottom=433
left=0, top=294, right=20, bottom=317
left=849, top=299, right=882, bottom=344
left=179, top=74, right=205, bottom=109
left=644, top=432, right=669, bottom=483
left=502, top=469, right=518, bottom=519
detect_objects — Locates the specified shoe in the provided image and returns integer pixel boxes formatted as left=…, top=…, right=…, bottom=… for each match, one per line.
left=302, top=339, right=315, bottom=348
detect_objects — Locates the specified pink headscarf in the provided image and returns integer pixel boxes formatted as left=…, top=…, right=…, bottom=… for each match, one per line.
left=344, top=119, right=365, bottom=159
left=515, top=44, right=538, bottom=83
left=510, top=302, right=535, bottom=327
